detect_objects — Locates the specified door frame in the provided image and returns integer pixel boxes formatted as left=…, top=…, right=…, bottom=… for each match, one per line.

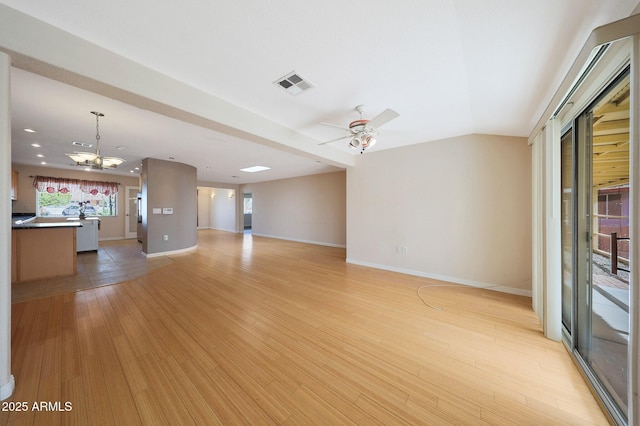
left=125, top=185, right=139, bottom=239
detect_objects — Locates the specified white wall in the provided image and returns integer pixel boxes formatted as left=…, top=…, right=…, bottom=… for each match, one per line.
left=210, top=188, right=236, bottom=232
left=195, top=185, right=240, bottom=233
left=0, top=51, right=14, bottom=401
left=242, top=171, right=346, bottom=247
left=347, top=134, right=532, bottom=295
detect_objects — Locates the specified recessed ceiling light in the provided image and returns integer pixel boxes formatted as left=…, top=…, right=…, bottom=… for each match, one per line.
left=134, top=167, right=139, bottom=170
left=240, top=166, right=271, bottom=173
left=117, top=146, right=127, bottom=150
left=23, top=128, right=36, bottom=133
left=36, top=154, right=44, bottom=158
left=40, top=161, right=47, bottom=165
left=31, top=143, right=41, bottom=148
left=130, top=170, right=135, bottom=173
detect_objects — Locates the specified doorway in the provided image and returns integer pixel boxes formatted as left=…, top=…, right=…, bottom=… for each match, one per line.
left=243, top=193, right=252, bottom=232
left=125, top=186, right=139, bottom=239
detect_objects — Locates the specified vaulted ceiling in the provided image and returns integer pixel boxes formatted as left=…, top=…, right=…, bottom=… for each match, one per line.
left=1, top=0, right=639, bottom=184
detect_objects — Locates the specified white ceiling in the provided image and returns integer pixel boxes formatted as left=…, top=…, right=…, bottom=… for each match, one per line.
left=3, top=0, right=639, bottom=184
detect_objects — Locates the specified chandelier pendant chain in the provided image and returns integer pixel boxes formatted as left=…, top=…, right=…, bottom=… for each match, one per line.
left=92, top=111, right=104, bottom=156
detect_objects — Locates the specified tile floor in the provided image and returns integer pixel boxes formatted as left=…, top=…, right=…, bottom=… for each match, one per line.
left=11, top=239, right=173, bottom=304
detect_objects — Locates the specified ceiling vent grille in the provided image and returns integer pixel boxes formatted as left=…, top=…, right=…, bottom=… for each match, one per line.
left=274, top=71, right=314, bottom=95
left=72, top=141, right=93, bottom=148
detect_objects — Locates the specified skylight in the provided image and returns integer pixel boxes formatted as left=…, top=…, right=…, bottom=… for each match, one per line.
left=240, top=166, right=271, bottom=173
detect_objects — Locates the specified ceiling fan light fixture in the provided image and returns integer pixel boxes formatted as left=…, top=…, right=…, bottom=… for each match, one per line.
left=364, top=135, right=376, bottom=148
left=318, top=105, right=398, bottom=153
left=351, top=132, right=377, bottom=151
left=349, top=136, right=361, bottom=150
left=348, top=119, right=369, bottom=131
left=66, top=111, right=125, bottom=170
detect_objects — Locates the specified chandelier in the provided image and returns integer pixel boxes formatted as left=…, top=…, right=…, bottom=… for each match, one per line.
left=66, top=111, right=125, bottom=169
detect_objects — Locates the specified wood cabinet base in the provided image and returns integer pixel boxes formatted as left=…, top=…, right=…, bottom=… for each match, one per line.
left=12, top=228, right=77, bottom=283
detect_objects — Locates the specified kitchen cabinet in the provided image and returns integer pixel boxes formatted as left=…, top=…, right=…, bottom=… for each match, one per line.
left=10, top=169, right=18, bottom=200
left=11, top=222, right=80, bottom=283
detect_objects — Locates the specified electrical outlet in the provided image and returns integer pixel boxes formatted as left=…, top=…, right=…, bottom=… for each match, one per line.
left=163, top=234, right=169, bottom=241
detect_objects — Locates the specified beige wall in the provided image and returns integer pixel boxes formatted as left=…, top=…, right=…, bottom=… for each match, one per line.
left=242, top=171, right=346, bottom=247
left=10, top=163, right=140, bottom=240
left=347, top=134, right=532, bottom=295
left=197, top=187, right=211, bottom=229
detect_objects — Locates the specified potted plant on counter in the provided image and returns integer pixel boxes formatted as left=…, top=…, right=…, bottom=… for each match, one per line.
left=78, top=201, right=89, bottom=220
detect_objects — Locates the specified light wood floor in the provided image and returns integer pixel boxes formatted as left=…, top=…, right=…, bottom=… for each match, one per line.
left=2, top=230, right=608, bottom=425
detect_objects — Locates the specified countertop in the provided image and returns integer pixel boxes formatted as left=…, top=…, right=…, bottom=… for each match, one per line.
left=12, top=218, right=83, bottom=229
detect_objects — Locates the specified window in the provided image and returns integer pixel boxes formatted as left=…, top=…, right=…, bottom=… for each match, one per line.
left=34, top=175, right=119, bottom=217
left=243, top=196, right=252, bottom=214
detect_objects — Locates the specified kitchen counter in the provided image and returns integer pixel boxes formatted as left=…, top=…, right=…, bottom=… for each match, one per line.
left=13, top=221, right=83, bottom=229
left=11, top=220, right=81, bottom=283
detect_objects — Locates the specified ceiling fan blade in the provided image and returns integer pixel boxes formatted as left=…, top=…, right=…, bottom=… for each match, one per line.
left=318, top=135, right=350, bottom=145
left=366, top=108, right=399, bottom=129
left=320, top=122, right=350, bottom=131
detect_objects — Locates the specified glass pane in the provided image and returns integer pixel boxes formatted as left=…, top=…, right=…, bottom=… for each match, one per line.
left=583, top=71, right=630, bottom=416
left=128, top=188, right=138, bottom=232
left=560, top=129, right=573, bottom=333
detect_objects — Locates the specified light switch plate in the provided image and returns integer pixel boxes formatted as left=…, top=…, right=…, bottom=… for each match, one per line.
left=152, top=208, right=162, bottom=215
left=162, top=207, right=173, bottom=215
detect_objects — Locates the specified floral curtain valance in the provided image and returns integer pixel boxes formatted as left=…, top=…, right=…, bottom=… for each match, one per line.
left=33, top=176, right=119, bottom=196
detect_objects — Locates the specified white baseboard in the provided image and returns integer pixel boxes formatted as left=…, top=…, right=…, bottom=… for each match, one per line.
left=144, top=244, right=198, bottom=258
left=251, top=233, right=346, bottom=248
left=98, top=236, right=127, bottom=241
left=345, top=258, right=532, bottom=297
left=208, top=227, right=237, bottom=233
left=0, top=375, right=14, bottom=401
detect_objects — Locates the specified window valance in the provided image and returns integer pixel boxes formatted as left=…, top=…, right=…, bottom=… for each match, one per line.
left=33, top=176, right=119, bottom=195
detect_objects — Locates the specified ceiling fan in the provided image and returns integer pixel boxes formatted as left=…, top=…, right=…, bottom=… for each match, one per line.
left=319, top=105, right=399, bottom=154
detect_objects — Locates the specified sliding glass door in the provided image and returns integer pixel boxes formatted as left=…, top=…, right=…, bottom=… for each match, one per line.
left=563, top=67, right=631, bottom=421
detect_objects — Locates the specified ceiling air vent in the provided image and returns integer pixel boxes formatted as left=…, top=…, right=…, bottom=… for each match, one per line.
left=72, top=141, right=93, bottom=148
left=274, top=71, right=314, bottom=96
